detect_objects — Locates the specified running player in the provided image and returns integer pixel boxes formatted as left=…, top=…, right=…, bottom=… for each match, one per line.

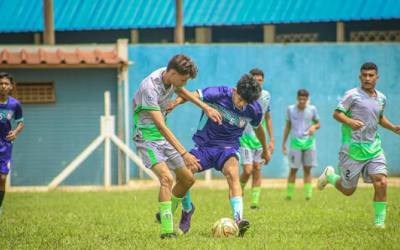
left=282, top=89, right=320, bottom=201
left=239, top=68, right=274, bottom=210
left=317, top=62, right=400, bottom=228
left=0, top=72, right=24, bottom=217
left=132, top=54, right=221, bottom=239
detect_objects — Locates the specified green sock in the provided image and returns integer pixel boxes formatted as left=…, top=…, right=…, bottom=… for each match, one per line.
left=240, top=181, right=247, bottom=192
left=287, top=183, right=295, bottom=198
left=304, top=183, right=312, bottom=199
left=327, top=173, right=340, bottom=186
left=159, top=201, right=174, bottom=234
left=374, top=202, right=387, bottom=225
left=171, top=194, right=183, bottom=215
left=251, top=187, right=261, bottom=206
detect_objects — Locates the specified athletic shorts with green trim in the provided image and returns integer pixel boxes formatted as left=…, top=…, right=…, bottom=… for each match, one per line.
left=338, top=152, right=387, bottom=189
left=134, top=139, right=184, bottom=170
left=288, top=147, right=317, bottom=169
left=240, top=147, right=262, bottom=165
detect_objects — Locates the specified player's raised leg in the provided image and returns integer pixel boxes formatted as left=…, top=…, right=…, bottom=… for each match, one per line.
left=173, top=167, right=195, bottom=234
left=223, top=156, right=250, bottom=237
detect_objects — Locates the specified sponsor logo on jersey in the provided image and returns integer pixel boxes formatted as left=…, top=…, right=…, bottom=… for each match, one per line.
left=147, top=96, right=156, bottom=103
left=238, top=118, right=247, bottom=128
left=6, top=111, right=12, bottom=120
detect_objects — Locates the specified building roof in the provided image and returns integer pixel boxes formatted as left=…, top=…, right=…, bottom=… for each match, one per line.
left=0, top=48, right=129, bottom=68
left=1, top=0, right=399, bottom=32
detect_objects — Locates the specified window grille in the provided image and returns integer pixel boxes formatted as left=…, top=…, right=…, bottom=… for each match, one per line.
left=276, top=33, right=318, bottom=43
left=350, top=30, right=400, bottom=42
left=12, top=81, right=55, bottom=103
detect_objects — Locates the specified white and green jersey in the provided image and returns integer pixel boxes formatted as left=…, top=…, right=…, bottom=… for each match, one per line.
left=336, top=87, right=386, bottom=161
left=286, top=104, right=319, bottom=150
left=132, top=67, right=176, bottom=141
left=239, top=90, right=271, bottom=149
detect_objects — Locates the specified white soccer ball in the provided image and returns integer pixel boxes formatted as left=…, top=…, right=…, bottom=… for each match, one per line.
left=211, top=218, right=239, bottom=238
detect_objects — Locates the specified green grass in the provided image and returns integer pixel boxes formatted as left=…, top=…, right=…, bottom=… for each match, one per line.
left=1, top=187, right=400, bottom=249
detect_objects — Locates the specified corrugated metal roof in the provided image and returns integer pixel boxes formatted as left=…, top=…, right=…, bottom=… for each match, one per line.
left=1, top=0, right=399, bottom=32
left=0, top=48, right=128, bottom=67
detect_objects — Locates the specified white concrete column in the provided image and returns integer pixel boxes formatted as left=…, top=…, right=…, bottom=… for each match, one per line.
left=195, top=27, right=212, bottom=43
left=336, top=22, right=345, bottom=42
left=130, top=29, right=139, bottom=44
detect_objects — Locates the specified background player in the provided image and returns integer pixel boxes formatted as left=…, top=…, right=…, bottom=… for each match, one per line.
left=282, top=89, right=320, bottom=201
left=239, top=68, right=274, bottom=210
left=0, top=72, right=24, bottom=217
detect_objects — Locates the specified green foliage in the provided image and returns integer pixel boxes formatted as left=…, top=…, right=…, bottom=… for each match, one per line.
left=1, top=187, right=399, bottom=249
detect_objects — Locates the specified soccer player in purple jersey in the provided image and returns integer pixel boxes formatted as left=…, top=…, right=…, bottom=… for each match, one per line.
left=0, top=73, right=24, bottom=217
left=166, top=74, right=271, bottom=237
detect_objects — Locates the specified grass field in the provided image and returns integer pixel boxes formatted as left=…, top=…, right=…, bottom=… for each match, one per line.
left=1, top=186, right=399, bottom=249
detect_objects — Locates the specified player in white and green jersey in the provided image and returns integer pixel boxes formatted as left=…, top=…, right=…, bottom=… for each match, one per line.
left=317, top=62, right=400, bottom=229
left=282, top=89, right=320, bottom=201
left=132, top=54, right=222, bottom=238
left=239, top=69, right=274, bottom=210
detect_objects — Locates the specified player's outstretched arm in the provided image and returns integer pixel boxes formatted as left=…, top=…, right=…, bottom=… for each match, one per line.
left=281, top=121, right=290, bottom=155
left=6, top=121, right=24, bottom=142
left=254, top=124, right=271, bottom=164
left=379, top=115, right=400, bottom=135
left=149, top=109, right=202, bottom=172
left=175, top=88, right=222, bottom=125
left=333, top=110, right=364, bottom=130
left=265, top=112, right=275, bottom=153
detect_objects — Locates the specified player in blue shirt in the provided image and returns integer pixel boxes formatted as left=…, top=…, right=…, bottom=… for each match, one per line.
left=0, top=73, right=24, bottom=217
left=166, top=74, right=271, bottom=237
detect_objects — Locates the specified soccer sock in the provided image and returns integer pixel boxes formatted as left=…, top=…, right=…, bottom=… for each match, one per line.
left=158, top=201, right=174, bottom=234
left=230, top=197, right=243, bottom=221
left=251, top=187, right=261, bottom=206
left=286, top=183, right=295, bottom=198
left=181, top=190, right=192, bottom=212
left=304, top=183, right=312, bottom=199
left=374, top=202, right=387, bottom=225
left=327, top=173, right=340, bottom=186
left=240, top=181, right=247, bottom=192
left=171, top=194, right=183, bottom=215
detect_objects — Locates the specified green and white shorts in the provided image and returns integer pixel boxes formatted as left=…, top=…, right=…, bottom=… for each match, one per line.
left=338, top=152, right=387, bottom=189
left=134, top=139, right=184, bottom=170
left=288, top=148, right=317, bottom=169
left=240, top=147, right=262, bottom=165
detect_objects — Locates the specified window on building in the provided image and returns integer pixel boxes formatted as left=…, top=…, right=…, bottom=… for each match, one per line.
left=12, top=81, right=55, bottom=103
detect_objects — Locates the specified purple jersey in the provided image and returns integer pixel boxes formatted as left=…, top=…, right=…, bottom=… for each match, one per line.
left=192, top=86, right=262, bottom=148
left=0, top=96, right=23, bottom=151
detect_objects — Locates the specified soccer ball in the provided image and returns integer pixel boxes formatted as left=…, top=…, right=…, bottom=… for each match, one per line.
left=212, top=218, right=239, bottom=238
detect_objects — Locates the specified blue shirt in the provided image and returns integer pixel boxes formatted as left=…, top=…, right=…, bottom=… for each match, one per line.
left=192, top=86, right=262, bottom=148
left=0, top=96, right=23, bottom=149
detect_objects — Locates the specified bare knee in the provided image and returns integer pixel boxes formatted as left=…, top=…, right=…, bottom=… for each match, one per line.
left=181, top=175, right=195, bottom=189
left=242, top=165, right=252, bottom=176
left=0, top=174, right=6, bottom=182
left=289, top=169, right=298, bottom=176
left=342, top=188, right=356, bottom=196
left=159, top=174, right=174, bottom=188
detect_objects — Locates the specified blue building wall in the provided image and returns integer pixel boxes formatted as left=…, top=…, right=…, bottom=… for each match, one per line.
left=7, top=68, right=119, bottom=186
left=128, top=44, right=400, bottom=179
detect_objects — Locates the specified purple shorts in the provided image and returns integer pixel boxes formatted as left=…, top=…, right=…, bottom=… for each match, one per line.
left=189, top=144, right=240, bottom=172
left=0, top=144, right=12, bottom=174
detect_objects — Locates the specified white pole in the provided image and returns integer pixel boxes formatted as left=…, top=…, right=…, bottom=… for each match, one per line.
left=110, top=134, right=158, bottom=181
left=48, top=135, right=105, bottom=189
left=123, top=71, right=130, bottom=185
left=205, top=169, right=212, bottom=185
left=104, top=91, right=111, bottom=188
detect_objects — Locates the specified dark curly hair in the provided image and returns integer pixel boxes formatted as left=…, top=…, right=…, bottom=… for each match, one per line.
left=236, top=74, right=261, bottom=104
left=249, top=68, right=264, bottom=79
left=297, top=89, right=309, bottom=97
left=360, top=62, right=378, bottom=74
left=167, top=54, right=198, bottom=79
left=0, top=72, right=13, bottom=84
